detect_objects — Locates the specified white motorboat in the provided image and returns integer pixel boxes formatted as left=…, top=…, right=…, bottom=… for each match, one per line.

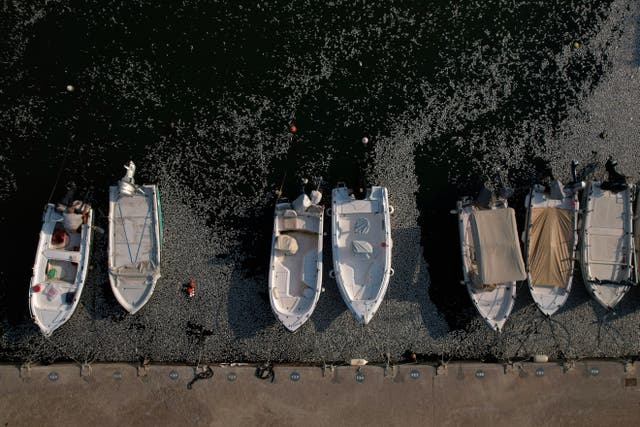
left=523, top=180, right=580, bottom=316
left=330, top=185, right=393, bottom=324
left=29, top=200, right=93, bottom=336
left=457, top=186, right=526, bottom=331
left=108, top=161, right=162, bottom=314
left=581, top=178, right=634, bottom=310
left=269, top=189, right=324, bottom=331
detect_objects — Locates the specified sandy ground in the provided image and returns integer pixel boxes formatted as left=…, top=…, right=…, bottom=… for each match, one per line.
left=0, top=1, right=639, bottom=364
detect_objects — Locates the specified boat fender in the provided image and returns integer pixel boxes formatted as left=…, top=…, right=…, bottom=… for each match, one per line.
left=184, top=281, right=196, bottom=298
left=533, top=354, right=549, bottom=363
left=329, top=270, right=335, bottom=279
left=389, top=205, right=395, bottom=214
left=389, top=268, right=395, bottom=277
left=326, top=208, right=332, bottom=217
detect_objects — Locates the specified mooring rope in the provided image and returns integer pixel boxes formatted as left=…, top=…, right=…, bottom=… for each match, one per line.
left=594, top=310, right=627, bottom=354
left=510, top=306, right=572, bottom=362
left=187, top=366, right=213, bottom=389
left=46, top=138, right=73, bottom=205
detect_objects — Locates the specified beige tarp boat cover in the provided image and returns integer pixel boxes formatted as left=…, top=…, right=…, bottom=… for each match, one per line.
left=471, top=208, right=526, bottom=285
left=528, top=207, right=573, bottom=287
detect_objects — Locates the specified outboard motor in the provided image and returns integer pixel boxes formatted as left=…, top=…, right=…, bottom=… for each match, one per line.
left=56, top=182, right=77, bottom=212
left=476, top=184, right=495, bottom=209
left=571, top=160, right=578, bottom=183
left=495, top=170, right=514, bottom=200
left=549, top=180, right=565, bottom=200
left=61, top=182, right=76, bottom=206
left=118, top=161, right=142, bottom=197
left=565, top=160, right=586, bottom=193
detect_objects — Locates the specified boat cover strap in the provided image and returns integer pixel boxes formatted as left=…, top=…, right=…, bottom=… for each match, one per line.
left=471, top=208, right=526, bottom=285
left=528, top=207, right=573, bottom=287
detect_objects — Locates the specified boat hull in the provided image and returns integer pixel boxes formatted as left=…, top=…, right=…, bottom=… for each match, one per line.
left=580, top=181, right=633, bottom=310
left=268, top=201, right=324, bottom=331
left=457, top=200, right=517, bottom=332
left=524, top=186, right=579, bottom=316
left=331, top=186, right=393, bottom=325
left=108, top=184, right=162, bottom=314
left=29, top=204, right=94, bottom=336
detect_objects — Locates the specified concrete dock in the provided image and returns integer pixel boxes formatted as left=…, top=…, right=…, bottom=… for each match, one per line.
left=1, top=361, right=639, bottom=426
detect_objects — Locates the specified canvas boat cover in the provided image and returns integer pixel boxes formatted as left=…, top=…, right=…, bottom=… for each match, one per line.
left=471, top=208, right=526, bottom=285
left=528, top=207, right=573, bottom=287
left=586, top=186, right=630, bottom=280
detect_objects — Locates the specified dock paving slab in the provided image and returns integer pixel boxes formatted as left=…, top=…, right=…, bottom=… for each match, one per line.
left=0, top=362, right=638, bottom=426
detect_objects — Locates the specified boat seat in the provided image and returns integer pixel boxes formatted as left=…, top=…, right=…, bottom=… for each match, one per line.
left=337, top=200, right=381, bottom=215
left=272, top=263, right=290, bottom=297
left=275, top=235, right=299, bottom=255
left=339, top=263, right=356, bottom=290
left=279, top=216, right=321, bottom=234
left=283, top=209, right=297, bottom=218
left=302, top=252, right=318, bottom=287
left=364, top=264, right=384, bottom=299
left=354, top=217, right=370, bottom=234
left=352, top=240, right=373, bottom=258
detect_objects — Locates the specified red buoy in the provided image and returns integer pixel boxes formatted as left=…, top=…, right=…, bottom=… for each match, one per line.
left=185, top=280, right=196, bottom=298
left=33, top=284, right=41, bottom=292
left=289, top=124, right=297, bottom=133
left=381, top=242, right=387, bottom=248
